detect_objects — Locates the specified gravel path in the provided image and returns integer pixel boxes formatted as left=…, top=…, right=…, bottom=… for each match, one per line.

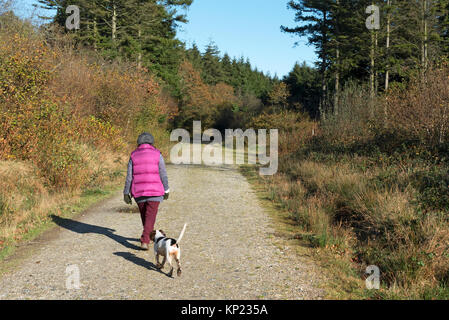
left=0, top=164, right=324, bottom=300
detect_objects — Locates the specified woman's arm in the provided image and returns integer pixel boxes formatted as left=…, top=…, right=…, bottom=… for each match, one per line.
left=159, top=154, right=169, bottom=193
left=123, top=158, right=133, bottom=196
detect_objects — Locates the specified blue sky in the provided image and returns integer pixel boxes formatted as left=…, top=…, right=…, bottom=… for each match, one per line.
left=177, top=0, right=317, bottom=77
left=16, top=0, right=317, bottom=78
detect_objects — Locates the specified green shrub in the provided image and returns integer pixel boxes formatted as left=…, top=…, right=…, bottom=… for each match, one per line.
left=0, top=194, right=11, bottom=219
left=412, top=168, right=449, bottom=212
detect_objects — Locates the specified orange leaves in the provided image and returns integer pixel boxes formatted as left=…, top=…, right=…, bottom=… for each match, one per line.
left=1, top=28, right=172, bottom=189
left=177, top=60, right=240, bottom=128
left=212, top=82, right=238, bottom=106
left=250, top=110, right=317, bottom=157
left=0, top=32, right=53, bottom=109
left=267, top=82, right=290, bottom=108
left=82, top=116, right=126, bottom=152
left=145, top=79, right=160, bottom=96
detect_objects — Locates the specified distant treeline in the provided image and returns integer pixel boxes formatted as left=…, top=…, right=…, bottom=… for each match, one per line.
left=35, top=0, right=280, bottom=130
left=282, top=0, right=449, bottom=118
left=34, top=1, right=449, bottom=125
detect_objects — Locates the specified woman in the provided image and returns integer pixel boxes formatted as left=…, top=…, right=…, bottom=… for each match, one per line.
left=123, top=132, right=169, bottom=250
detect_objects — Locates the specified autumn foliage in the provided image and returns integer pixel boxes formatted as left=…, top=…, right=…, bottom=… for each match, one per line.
left=177, top=60, right=238, bottom=129
left=0, top=27, right=173, bottom=189
left=0, top=19, right=177, bottom=247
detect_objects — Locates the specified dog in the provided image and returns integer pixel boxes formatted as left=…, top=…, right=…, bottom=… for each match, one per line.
left=149, top=223, right=187, bottom=277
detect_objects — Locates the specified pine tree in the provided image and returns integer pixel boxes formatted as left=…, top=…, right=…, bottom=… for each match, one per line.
left=284, top=62, right=321, bottom=117
left=436, top=0, right=449, bottom=59
left=201, top=41, right=224, bottom=85
left=37, top=0, right=192, bottom=90
left=186, top=43, right=202, bottom=69
left=282, top=0, right=334, bottom=118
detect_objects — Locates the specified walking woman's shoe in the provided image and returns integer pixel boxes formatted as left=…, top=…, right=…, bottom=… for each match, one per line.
left=141, top=243, right=149, bottom=251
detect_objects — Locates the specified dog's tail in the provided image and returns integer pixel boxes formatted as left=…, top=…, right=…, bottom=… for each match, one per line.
left=177, top=223, right=187, bottom=244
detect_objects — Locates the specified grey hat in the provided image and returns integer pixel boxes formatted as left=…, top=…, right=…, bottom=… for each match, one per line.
left=137, top=132, right=154, bottom=146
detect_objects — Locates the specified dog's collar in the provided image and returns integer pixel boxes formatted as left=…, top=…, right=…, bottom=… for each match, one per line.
left=155, top=237, right=177, bottom=245
left=155, top=237, right=166, bottom=244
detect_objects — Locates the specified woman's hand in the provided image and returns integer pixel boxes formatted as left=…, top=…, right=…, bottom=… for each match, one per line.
left=124, top=194, right=132, bottom=205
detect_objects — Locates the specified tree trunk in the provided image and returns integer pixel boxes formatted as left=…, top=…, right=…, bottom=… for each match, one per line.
left=370, top=30, right=375, bottom=97
left=369, top=1, right=376, bottom=110
left=424, top=1, right=428, bottom=70
left=334, top=0, right=340, bottom=116
left=320, top=9, right=329, bottom=120
left=320, top=74, right=327, bottom=120
left=334, top=47, right=340, bottom=115
left=369, top=26, right=377, bottom=118
left=374, top=32, right=379, bottom=96
left=421, top=0, right=428, bottom=75
left=112, top=3, right=117, bottom=41
left=385, top=0, right=391, bottom=92
left=93, top=19, right=98, bottom=51
left=137, top=27, right=142, bottom=68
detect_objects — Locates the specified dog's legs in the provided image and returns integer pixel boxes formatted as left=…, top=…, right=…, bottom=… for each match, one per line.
left=155, top=253, right=162, bottom=269
left=175, top=257, right=182, bottom=277
left=166, top=248, right=175, bottom=277
left=160, top=256, right=166, bottom=270
left=174, top=249, right=182, bottom=277
left=167, top=257, right=174, bottom=277
left=156, top=253, right=166, bottom=270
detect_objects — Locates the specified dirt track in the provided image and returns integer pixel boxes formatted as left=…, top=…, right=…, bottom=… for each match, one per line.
left=0, top=164, right=324, bottom=300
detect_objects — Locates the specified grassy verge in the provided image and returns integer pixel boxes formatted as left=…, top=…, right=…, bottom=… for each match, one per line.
left=241, top=153, right=449, bottom=300
left=240, top=165, right=367, bottom=299
left=0, top=19, right=173, bottom=267
left=0, top=183, right=122, bottom=266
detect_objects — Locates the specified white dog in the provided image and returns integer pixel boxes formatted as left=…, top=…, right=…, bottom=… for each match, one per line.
left=150, top=224, right=187, bottom=277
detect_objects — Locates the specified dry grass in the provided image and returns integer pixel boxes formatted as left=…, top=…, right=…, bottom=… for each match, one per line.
left=0, top=19, right=172, bottom=253
left=385, top=66, right=449, bottom=146
left=254, top=151, right=449, bottom=299
left=248, top=68, right=448, bottom=299
left=0, top=149, right=125, bottom=247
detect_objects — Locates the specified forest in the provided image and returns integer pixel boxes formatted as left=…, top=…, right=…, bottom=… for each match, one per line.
left=0, top=0, right=448, bottom=299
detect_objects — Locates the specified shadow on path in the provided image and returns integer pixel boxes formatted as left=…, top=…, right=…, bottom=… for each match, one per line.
left=113, top=252, right=172, bottom=278
left=50, top=215, right=141, bottom=251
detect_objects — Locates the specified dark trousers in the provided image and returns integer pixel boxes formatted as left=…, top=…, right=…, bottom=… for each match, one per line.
left=137, top=201, right=160, bottom=244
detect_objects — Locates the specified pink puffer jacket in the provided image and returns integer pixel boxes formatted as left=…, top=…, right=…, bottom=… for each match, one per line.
left=130, top=144, right=165, bottom=198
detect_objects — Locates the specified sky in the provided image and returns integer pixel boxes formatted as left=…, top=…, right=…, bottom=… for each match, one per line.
left=15, top=0, right=317, bottom=78
left=177, top=0, right=317, bottom=78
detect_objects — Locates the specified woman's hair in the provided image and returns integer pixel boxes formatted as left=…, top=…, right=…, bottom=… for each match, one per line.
left=137, top=132, right=154, bottom=146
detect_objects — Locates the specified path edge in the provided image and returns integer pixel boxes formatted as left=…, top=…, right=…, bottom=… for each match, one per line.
left=0, top=186, right=122, bottom=279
